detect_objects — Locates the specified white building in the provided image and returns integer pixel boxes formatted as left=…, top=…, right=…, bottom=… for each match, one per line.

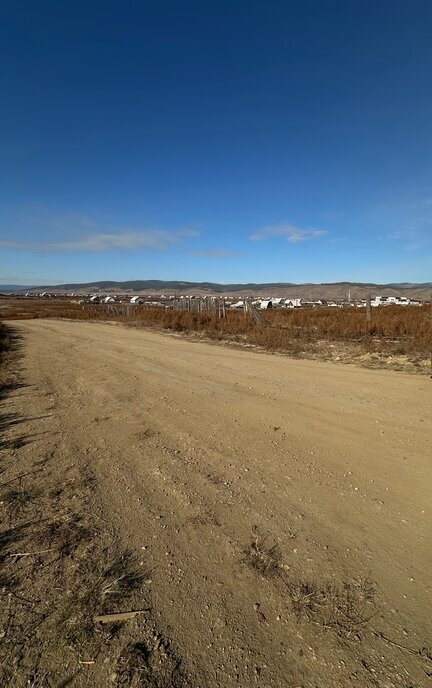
left=371, top=295, right=411, bottom=307
left=284, top=298, right=302, bottom=308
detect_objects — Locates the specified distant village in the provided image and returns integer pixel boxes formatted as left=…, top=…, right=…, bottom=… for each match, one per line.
left=5, top=291, right=424, bottom=308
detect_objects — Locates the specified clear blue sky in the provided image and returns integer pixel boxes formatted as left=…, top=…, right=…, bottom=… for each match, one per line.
left=1, top=0, right=431, bottom=285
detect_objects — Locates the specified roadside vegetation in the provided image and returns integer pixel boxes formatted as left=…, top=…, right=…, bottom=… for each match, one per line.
left=0, top=322, right=12, bottom=362
left=0, top=322, right=17, bottom=404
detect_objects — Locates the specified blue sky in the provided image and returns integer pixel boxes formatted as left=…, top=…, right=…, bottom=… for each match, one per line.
left=1, top=0, right=431, bottom=285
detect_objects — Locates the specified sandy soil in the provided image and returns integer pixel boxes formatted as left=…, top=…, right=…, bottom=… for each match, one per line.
left=1, top=319, right=431, bottom=687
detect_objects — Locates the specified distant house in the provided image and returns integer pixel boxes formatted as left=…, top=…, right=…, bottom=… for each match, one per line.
left=371, top=296, right=388, bottom=307
left=393, top=296, right=410, bottom=306
left=372, top=295, right=411, bottom=307
left=89, top=295, right=100, bottom=303
left=231, top=300, right=244, bottom=308
left=130, top=296, right=143, bottom=304
left=260, top=300, right=273, bottom=309
left=284, top=298, right=302, bottom=308
left=103, top=295, right=115, bottom=303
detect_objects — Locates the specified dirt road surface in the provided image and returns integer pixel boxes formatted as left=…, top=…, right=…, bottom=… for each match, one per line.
left=2, top=319, right=432, bottom=687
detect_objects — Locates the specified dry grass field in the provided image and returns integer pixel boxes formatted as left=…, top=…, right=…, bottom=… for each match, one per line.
left=1, top=297, right=430, bottom=372
left=0, top=317, right=431, bottom=687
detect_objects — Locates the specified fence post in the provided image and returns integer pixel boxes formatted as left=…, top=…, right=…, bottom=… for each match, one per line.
left=366, top=293, right=371, bottom=325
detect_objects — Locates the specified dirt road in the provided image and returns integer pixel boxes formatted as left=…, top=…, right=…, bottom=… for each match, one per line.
left=2, top=319, right=432, bottom=687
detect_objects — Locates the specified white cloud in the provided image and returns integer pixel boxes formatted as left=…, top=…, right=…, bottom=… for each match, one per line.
left=0, top=217, right=199, bottom=253
left=250, top=223, right=327, bottom=243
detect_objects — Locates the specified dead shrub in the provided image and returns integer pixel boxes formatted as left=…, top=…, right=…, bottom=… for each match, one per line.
left=243, top=530, right=376, bottom=640
left=289, top=577, right=376, bottom=639
left=243, top=530, right=282, bottom=577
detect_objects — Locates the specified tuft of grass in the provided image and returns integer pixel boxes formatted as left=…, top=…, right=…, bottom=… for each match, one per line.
left=289, top=577, right=376, bottom=639
left=243, top=530, right=282, bottom=577
left=97, top=550, right=148, bottom=601
left=62, top=549, right=148, bottom=647
left=243, top=531, right=376, bottom=640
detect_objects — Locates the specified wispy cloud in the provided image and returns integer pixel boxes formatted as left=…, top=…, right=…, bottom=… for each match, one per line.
left=384, top=224, right=429, bottom=245
left=404, top=242, right=423, bottom=252
left=250, top=223, right=327, bottom=243
left=189, top=248, right=242, bottom=258
left=322, top=210, right=345, bottom=221
left=0, top=214, right=199, bottom=253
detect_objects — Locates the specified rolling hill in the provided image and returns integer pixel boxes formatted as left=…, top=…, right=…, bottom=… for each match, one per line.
left=18, top=280, right=432, bottom=300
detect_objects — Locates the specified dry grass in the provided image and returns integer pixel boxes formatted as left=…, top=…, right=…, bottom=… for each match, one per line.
left=243, top=530, right=283, bottom=577
left=35, top=514, right=93, bottom=556
left=0, top=322, right=12, bottom=358
left=288, top=577, right=376, bottom=639
left=0, top=462, right=186, bottom=686
left=244, top=530, right=376, bottom=640
left=0, top=299, right=83, bottom=321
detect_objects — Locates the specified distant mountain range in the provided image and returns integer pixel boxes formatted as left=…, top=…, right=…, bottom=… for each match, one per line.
left=5, top=280, right=431, bottom=300
left=0, top=285, right=38, bottom=292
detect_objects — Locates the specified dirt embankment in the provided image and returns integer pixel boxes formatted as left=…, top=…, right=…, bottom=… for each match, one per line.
left=1, top=319, right=431, bottom=687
